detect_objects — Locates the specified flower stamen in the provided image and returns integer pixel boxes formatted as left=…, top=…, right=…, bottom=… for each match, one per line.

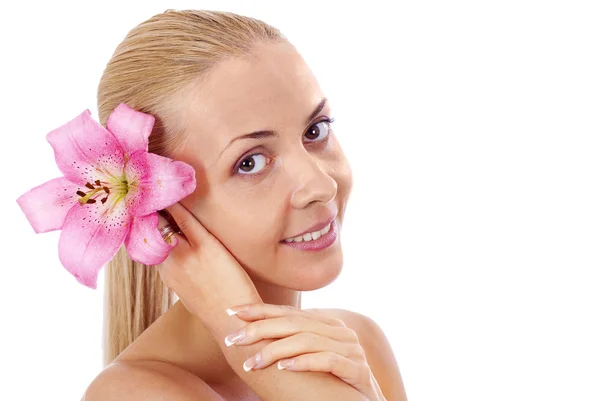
left=77, top=187, right=105, bottom=205
left=76, top=178, right=126, bottom=206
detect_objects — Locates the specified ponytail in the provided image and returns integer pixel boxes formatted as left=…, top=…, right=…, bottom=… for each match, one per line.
left=102, top=246, right=174, bottom=366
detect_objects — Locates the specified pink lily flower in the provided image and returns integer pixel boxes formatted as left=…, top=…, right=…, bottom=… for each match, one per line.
left=16, top=103, right=196, bottom=289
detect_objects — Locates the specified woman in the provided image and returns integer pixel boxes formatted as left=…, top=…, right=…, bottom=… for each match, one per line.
left=85, top=9, right=407, bottom=400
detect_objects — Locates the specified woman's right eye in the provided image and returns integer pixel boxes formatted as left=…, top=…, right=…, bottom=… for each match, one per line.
left=236, top=153, right=270, bottom=176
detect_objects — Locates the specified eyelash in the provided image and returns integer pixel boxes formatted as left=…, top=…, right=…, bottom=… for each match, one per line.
left=234, top=117, right=336, bottom=178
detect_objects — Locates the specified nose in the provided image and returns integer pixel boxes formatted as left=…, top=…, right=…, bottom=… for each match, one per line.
left=289, top=152, right=338, bottom=209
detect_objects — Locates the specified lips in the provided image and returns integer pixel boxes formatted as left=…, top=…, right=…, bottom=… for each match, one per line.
left=282, top=212, right=337, bottom=241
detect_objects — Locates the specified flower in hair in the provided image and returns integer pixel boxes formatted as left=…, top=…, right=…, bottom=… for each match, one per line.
left=16, top=103, right=196, bottom=289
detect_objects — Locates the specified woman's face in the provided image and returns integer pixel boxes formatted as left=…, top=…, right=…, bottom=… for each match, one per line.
left=173, top=40, right=353, bottom=291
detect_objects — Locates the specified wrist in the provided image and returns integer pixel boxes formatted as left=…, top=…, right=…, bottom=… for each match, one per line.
left=179, top=287, right=261, bottom=335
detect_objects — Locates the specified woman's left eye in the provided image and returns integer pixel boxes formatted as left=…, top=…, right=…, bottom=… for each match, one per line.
left=304, top=117, right=335, bottom=142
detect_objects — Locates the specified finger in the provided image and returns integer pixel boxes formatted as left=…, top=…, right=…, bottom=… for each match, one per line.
left=155, top=210, right=191, bottom=257
left=155, top=211, right=180, bottom=245
left=245, top=332, right=363, bottom=370
left=275, top=352, right=374, bottom=397
left=225, top=316, right=356, bottom=346
left=228, top=303, right=347, bottom=328
left=163, top=201, right=208, bottom=247
left=157, top=208, right=179, bottom=232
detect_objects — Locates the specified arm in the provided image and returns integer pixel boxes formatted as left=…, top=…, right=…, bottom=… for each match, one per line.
left=190, top=288, right=372, bottom=400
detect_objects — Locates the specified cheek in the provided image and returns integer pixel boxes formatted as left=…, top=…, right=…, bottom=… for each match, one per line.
left=217, top=208, right=282, bottom=259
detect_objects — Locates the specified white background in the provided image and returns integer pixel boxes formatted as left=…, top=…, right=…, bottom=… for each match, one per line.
left=1, top=1, right=598, bottom=400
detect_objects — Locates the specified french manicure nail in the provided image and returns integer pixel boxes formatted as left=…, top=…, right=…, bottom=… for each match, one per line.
left=224, top=328, right=246, bottom=347
left=243, top=353, right=260, bottom=372
left=226, top=305, right=250, bottom=316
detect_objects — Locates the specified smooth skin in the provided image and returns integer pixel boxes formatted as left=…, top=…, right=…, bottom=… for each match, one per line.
left=83, top=40, right=407, bottom=400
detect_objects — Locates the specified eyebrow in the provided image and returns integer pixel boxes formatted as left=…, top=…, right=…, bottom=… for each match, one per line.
left=218, top=97, right=328, bottom=159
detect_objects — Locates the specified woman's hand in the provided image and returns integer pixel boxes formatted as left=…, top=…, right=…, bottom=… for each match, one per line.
left=155, top=202, right=259, bottom=317
left=224, top=303, right=388, bottom=401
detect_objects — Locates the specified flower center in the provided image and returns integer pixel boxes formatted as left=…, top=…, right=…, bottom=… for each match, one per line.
left=76, top=176, right=129, bottom=206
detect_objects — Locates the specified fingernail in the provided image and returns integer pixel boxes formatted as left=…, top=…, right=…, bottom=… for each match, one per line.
left=226, top=305, right=250, bottom=316
left=224, top=328, right=246, bottom=347
left=243, top=353, right=260, bottom=372
left=277, top=359, right=295, bottom=370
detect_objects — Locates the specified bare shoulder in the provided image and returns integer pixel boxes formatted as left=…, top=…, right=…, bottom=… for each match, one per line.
left=82, top=360, right=224, bottom=401
left=309, top=308, right=380, bottom=330
left=307, top=307, right=408, bottom=401
left=305, top=307, right=387, bottom=337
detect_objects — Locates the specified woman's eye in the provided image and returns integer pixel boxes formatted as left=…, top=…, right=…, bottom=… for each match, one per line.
left=237, top=153, right=270, bottom=175
left=304, top=118, right=334, bottom=142
left=235, top=117, right=335, bottom=177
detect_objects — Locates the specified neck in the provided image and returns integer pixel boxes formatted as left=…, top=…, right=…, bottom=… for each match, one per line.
left=252, top=278, right=302, bottom=308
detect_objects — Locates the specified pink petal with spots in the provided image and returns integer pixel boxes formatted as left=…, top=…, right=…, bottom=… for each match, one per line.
left=58, top=196, right=132, bottom=289
left=124, top=151, right=196, bottom=217
left=16, top=177, right=81, bottom=233
left=46, top=109, right=125, bottom=187
left=106, top=103, right=155, bottom=156
left=125, top=213, right=176, bottom=266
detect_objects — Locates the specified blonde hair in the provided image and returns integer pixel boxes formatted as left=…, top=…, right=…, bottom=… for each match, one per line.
left=98, top=9, right=285, bottom=367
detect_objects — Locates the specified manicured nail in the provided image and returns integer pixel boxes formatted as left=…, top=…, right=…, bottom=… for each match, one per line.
left=224, top=328, right=246, bottom=347
left=277, top=359, right=295, bottom=370
left=226, top=305, right=250, bottom=316
left=243, top=353, right=260, bottom=372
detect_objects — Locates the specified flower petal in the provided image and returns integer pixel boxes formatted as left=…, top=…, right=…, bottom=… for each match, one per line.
left=46, top=109, right=125, bottom=186
left=16, top=177, right=81, bottom=233
left=124, top=151, right=196, bottom=217
left=125, top=213, right=176, bottom=266
left=58, top=196, right=131, bottom=289
left=106, top=103, right=155, bottom=156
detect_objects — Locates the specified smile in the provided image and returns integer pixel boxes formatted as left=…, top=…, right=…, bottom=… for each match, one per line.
left=283, top=221, right=332, bottom=243
left=279, top=220, right=338, bottom=252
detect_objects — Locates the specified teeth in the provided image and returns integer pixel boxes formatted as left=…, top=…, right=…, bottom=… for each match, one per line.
left=284, top=222, right=332, bottom=243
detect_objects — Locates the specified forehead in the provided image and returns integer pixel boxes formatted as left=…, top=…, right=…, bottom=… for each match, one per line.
left=179, top=40, right=325, bottom=166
